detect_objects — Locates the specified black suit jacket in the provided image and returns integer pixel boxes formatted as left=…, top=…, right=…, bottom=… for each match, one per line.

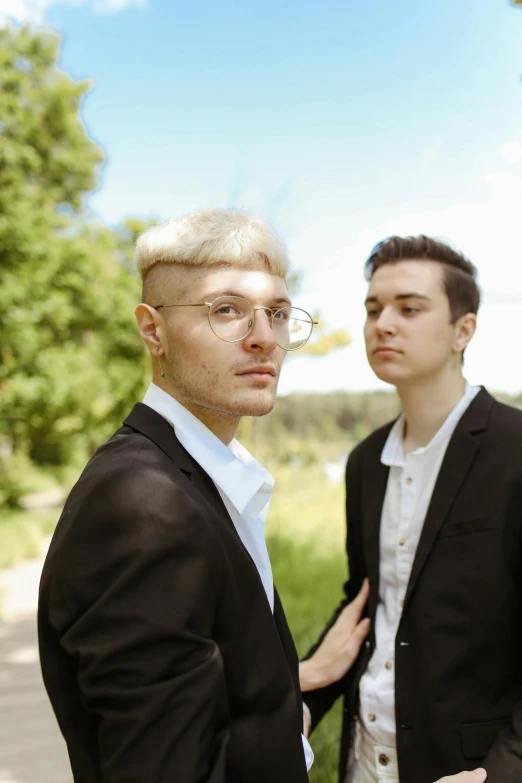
left=38, top=403, right=308, bottom=783
left=305, top=388, right=522, bottom=783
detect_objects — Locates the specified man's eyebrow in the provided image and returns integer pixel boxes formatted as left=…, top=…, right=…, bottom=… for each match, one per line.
left=395, top=293, right=432, bottom=302
left=201, top=289, right=292, bottom=306
left=364, top=293, right=431, bottom=305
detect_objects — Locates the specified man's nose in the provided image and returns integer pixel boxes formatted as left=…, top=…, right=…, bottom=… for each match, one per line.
left=244, top=308, right=277, bottom=352
left=375, top=308, right=396, bottom=335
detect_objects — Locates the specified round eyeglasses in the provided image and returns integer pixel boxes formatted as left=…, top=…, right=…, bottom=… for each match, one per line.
left=153, top=295, right=317, bottom=351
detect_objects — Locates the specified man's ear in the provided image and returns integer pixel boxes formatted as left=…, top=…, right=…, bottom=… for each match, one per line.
left=135, top=303, right=166, bottom=356
left=453, top=312, right=477, bottom=354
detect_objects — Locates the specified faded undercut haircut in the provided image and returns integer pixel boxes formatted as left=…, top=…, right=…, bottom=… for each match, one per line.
left=135, top=209, right=290, bottom=303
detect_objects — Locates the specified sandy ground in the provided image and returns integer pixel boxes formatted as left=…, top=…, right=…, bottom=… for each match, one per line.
left=0, top=540, right=73, bottom=783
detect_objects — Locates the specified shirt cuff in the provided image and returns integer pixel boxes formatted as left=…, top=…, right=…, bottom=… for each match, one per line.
left=301, top=733, right=314, bottom=772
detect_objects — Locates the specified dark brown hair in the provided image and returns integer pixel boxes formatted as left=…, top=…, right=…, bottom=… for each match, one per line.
left=364, top=235, right=480, bottom=323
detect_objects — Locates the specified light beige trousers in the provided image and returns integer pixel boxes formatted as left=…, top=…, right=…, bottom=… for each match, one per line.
left=346, top=723, right=399, bottom=783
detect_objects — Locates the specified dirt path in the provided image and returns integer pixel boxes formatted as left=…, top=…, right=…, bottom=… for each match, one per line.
left=0, top=542, right=72, bottom=783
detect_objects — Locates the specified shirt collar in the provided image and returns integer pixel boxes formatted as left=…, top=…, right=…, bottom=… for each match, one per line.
left=142, top=383, right=273, bottom=515
left=381, top=381, right=481, bottom=467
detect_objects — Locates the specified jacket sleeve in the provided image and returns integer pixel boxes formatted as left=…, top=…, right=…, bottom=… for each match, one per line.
left=45, top=467, right=229, bottom=783
left=301, top=446, right=367, bottom=731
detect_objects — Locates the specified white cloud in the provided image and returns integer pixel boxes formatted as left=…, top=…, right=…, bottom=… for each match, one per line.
left=0, top=0, right=144, bottom=25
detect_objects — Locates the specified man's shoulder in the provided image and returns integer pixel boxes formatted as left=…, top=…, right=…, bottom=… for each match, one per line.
left=489, top=394, right=522, bottom=435
left=59, top=423, right=199, bottom=537
left=44, top=423, right=218, bottom=581
left=87, top=421, right=172, bottom=478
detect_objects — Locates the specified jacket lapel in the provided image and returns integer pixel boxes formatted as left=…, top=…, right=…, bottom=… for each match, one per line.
left=403, top=387, right=495, bottom=608
left=124, top=403, right=232, bottom=517
left=124, top=403, right=195, bottom=473
left=362, top=431, right=392, bottom=623
left=123, top=403, right=274, bottom=604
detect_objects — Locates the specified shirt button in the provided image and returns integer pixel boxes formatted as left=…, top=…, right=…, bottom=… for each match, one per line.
left=385, top=661, right=392, bottom=670
left=368, top=713, right=376, bottom=722
left=399, top=537, right=406, bottom=546
left=379, top=754, right=390, bottom=767
left=405, top=476, right=413, bottom=485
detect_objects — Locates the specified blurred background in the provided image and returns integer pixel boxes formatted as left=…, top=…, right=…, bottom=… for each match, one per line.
left=0, top=1, right=521, bottom=781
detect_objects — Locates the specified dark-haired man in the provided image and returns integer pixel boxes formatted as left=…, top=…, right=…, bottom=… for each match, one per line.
left=303, top=236, right=522, bottom=783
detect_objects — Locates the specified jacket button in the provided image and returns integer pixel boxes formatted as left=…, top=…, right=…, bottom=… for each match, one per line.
left=379, top=754, right=389, bottom=766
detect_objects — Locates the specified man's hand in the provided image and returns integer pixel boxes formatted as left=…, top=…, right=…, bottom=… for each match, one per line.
left=299, top=579, right=370, bottom=692
left=435, top=769, right=487, bottom=783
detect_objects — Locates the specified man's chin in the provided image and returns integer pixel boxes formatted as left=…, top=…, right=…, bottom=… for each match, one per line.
left=371, top=364, right=405, bottom=386
left=232, top=390, right=276, bottom=417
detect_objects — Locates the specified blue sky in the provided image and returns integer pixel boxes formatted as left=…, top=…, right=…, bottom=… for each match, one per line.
left=4, top=0, right=522, bottom=393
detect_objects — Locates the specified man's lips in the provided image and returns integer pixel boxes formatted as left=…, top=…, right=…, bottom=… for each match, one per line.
left=236, top=366, right=277, bottom=378
left=374, top=347, right=401, bottom=355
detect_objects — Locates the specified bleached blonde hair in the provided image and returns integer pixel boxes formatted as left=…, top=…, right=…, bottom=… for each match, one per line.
left=134, top=209, right=290, bottom=280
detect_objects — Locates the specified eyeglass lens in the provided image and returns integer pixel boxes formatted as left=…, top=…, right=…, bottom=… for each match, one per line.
left=208, top=296, right=313, bottom=350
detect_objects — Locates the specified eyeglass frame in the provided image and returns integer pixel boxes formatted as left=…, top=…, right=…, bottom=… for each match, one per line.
left=152, top=295, right=318, bottom=352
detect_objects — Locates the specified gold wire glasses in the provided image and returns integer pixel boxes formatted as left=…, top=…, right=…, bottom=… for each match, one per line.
left=153, top=295, right=317, bottom=351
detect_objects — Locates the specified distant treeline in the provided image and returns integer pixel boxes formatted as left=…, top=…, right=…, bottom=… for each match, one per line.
left=251, top=389, right=522, bottom=445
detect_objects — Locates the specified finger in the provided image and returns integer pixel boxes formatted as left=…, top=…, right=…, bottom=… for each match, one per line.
left=345, top=618, right=371, bottom=658
left=341, top=579, right=370, bottom=626
left=355, top=578, right=370, bottom=605
left=435, top=770, right=487, bottom=783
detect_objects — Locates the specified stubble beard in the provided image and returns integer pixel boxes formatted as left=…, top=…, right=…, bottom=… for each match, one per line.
left=165, top=354, right=278, bottom=419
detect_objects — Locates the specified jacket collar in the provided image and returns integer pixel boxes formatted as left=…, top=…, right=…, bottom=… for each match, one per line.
left=141, top=383, right=272, bottom=516
left=123, top=402, right=195, bottom=474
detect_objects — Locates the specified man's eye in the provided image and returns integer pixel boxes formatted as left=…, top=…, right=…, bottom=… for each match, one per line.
left=402, top=307, right=419, bottom=315
left=366, top=310, right=379, bottom=318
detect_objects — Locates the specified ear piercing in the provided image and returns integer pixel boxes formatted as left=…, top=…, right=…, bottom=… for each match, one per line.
left=156, top=347, right=165, bottom=378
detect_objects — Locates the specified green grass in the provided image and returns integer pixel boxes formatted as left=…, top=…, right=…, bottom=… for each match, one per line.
left=267, top=462, right=348, bottom=783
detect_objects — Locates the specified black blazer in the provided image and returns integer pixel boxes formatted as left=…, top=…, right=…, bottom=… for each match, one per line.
left=38, top=403, right=308, bottom=783
left=305, top=388, right=522, bottom=783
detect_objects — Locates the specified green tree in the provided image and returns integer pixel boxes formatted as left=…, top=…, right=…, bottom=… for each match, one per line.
left=0, top=26, right=147, bottom=469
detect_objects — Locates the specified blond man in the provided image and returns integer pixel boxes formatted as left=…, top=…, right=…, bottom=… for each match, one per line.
left=38, top=209, right=327, bottom=783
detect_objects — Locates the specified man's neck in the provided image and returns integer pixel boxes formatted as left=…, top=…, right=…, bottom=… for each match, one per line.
left=397, top=370, right=467, bottom=454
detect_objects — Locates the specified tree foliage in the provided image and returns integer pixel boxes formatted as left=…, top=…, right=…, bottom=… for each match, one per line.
left=0, top=26, right=148, bottom=470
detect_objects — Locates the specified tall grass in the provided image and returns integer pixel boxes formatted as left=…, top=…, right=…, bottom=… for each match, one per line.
left=267, top=461, right=349, bottom=783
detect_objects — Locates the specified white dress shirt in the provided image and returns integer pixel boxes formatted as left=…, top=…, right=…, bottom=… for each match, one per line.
left=142, top=383, right=313, bottom=771
left=358, top=382, right=480, bottom=748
